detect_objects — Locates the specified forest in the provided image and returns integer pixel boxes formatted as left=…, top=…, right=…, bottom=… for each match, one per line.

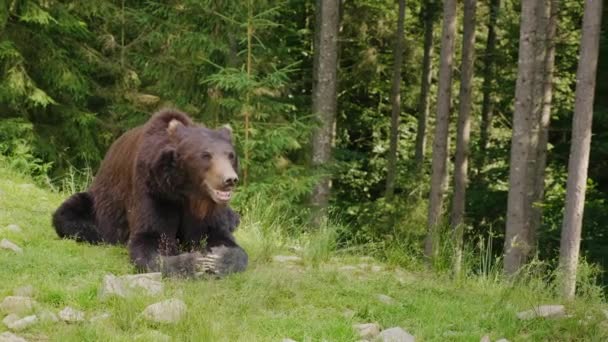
left=0, top=0, right=607, bottom=302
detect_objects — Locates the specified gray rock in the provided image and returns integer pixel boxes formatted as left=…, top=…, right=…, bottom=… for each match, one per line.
left=480, top=335, right=491, bottom=342
left=13, top=286, right=34, bottom=298
left=273, top=255, right=302, bottom=263
left=375, top=327, right=415, bottom=342
left=3, top=225, right=21, bottom=233
left=0, top=332, right=28, bottom=342
left=0, top=296, right=36, bottom=315
left=371, top=265, right=383, bottom=272
left=5, top=315, right=37, bottom=331
left=353, top=323, right=381, bottom=340
left=496, top=339, right=510, bottom=342
left=339, top=266, right=358, bottom=272
left=516, top=305, right=565, bottom=320
left=281, top=339, right=298, bottom=342
left=3, top=314, right=20, bottom=327
left=376, top=294, right=394, bottom=305
left=0, top=239, right=22, bottom=254
left=343, top=309, right=356, bottom=319
left=100, top=273, right=163, bottom=299
left=58, top=306, right=85, bottom=323
left=142, top=299, right=187, bottom=324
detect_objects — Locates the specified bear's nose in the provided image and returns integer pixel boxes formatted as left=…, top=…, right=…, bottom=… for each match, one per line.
left=224, top=176, right=239, bottom=187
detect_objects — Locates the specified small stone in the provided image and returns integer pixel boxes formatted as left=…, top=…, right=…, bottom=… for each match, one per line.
left=353, top=323, right=381, bottom=340
left=516, top=305, right=565, bottom=320
left=39, top=311, right=58, bottom=323
left=0, top=239, right=23, bottom=254
left=376, top=294, right=394, bottom=305
left=0, top=297, right=36, bottom=315
left=90, top=312, right=111, bottom=322
left=13, top=286, right=34, bottom=298
left=496, top=339, right=510, bottom=342
left=0, top=332, right=28, bottom=342
left=371, top=265, right=383, bottom=272
left=375, top=327, right=415, bottom=342
left=6, top=315, right=37, bottom=331
left=343, top=309, right=356, bottom=319
left=142, top=299, right=187, bottom=324
left=3, top=314, right=20, bottom=327
left=281, top=339, right=298, bottom=342
left=480, top=335, right=491, bottom=342
left=58, top=306, right=85, bottom=323
left=273, top=255, right=302, bottom=263
left=100, top=273, right=163, bottom=299
left=3, top=225, right=21, bottom=233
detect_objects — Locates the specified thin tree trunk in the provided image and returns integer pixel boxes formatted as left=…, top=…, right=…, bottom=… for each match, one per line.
left=559, top=0, right=603, bottom=300
left=424, top=0, right=457, bottom=262
left=244, top=0, right=253, bottom=186
left=310, top=0, right=340, bottom=226
left=451, top=0, right=477, bottom=276
left=529, top=0, right=559, bottom=255
left=385, top=0, right=407, bottom=200
left=414, top=0, right=435, bottom=167
left=503, top=0, right=538, bottom=276
left=478, top=0, right=500, bottom=168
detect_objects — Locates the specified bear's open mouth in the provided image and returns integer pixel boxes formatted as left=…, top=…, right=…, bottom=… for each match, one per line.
left=214, top=189, right=232, bottom=202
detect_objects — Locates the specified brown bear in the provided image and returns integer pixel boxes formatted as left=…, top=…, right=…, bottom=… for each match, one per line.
left=52, top=109, right=247, bottom=277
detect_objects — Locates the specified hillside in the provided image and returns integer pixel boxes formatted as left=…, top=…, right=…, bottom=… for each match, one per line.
left=0, top=167, right=607, bottom=341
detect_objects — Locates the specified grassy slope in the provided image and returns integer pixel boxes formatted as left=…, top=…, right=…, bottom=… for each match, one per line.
left=0, top=167, right=607, bottom=341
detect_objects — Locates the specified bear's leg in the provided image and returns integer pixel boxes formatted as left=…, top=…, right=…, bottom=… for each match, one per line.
left=52, top=192, right=101, bottom=243
left=200, top=245, right=248, bottom=276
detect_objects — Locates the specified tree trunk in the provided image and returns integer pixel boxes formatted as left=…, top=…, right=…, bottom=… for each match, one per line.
left=559, top=0, right=603, bottom=300
left=424, top=0, right=457, bottom=262
left=503, top=0, right=538, bottom=276
left=385, top=0, right=407, bottom=200
left=478, top=0, right=500, bottom=168
left=529, top=0, right=559, bottom=255
left=414, top=0, right=435, bottom=167
left=310, top=0, right=340, bottom=227
left=451, top=0, right=477, bottom=276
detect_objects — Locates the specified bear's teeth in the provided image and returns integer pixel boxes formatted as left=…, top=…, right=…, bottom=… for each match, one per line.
left=215, top=190, right=232, bottom=200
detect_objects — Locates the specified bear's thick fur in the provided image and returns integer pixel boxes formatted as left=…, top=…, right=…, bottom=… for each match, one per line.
left=52, top=109, right=247, bottom=277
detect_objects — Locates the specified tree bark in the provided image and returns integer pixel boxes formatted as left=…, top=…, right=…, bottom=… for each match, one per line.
left=529, top=0, right=559, bottom=255
left=414, top=0, right=435, bottom=167
left=310, top=0, right=340, bottom=226
left=451, top=0, right=477, bottom=276
left=478, top=0, right=500, bottom=167
left=385, top=0, right=407, bottom=200
left=559, top=0, right=603, bottom=300
left=503, top=0, right=538, bottom=276
left=424, top=0, right=457, bottom=262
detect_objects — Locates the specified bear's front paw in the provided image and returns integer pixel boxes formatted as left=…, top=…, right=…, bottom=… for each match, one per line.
left=195, top=246, right=248, bottom=277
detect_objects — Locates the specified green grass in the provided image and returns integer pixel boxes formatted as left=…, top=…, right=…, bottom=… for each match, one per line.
left=0, top=167, right=607, bottom=341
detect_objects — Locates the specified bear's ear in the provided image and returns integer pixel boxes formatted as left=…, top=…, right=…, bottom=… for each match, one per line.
left=218, top=124, right=233, bottom=141
left=167, top=119, right=186, bottom=140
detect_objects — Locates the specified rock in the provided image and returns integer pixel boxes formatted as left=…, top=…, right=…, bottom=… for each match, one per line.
left=376, top=294, right=394, bottom=305
left=375, top=327, right=415, bottom=342
left=0, top=332, right=28, bottom=342
left=58, top=306, right=85, bottom=323
left=353, top=323, right=381, bottom=340
left=39, top=311, right=58, bottom=323
left=273, top=255, right=302, bottom=263
left=3, top=314, right=20, bottom=327
left=5, top=315, right=37, bottom=331
left=13, top=286, right=34, bottom=298
left=281, top=339, right=298, bottom=342
left=142, top=299, right=187, bottom=324
left=480, top=335, right=491, bottom=342
left=371, top=265, right=383, bottom=272
left=0, top=239, right=23, bottom=254
left=3, top=225, right=21, bottom=233
left=0, top=297, right=36, bottom=315
left=516, top=305, right=566, bottom=320
left=496, top=339, right=510, bottom=342
left=343, top=309, right=356, bottom=319
left=100, top=273, right=163, bottom=299
left=134, top=330, right=171, bottom=342
left=90, top=312, right=111, bottom=322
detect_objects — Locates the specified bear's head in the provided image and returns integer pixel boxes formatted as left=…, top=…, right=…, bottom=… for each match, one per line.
left=166, top=119, right=239, bottom=205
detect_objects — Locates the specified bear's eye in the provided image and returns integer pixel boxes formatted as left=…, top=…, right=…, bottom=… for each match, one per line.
left=201, top=152, right=212, bottom=160
left=227, top=152, right=235, bottom=160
